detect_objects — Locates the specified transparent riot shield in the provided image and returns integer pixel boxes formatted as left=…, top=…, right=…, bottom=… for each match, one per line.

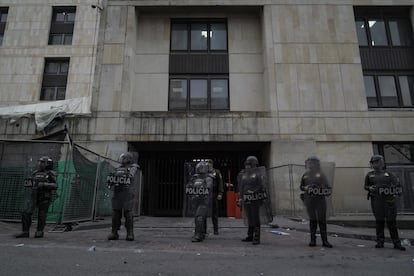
left=239, top=166, right=273, bottom=225
left=183, top=163, right=213, bottom=218
left=300, top=162, right=335, bottom=219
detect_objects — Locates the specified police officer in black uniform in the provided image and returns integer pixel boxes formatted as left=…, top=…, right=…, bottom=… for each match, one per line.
left=15, top=156, right=57, bottom=238
left=206, top=159, right=224, bottom=235
left=238, top=156, right=268, bottom=245
left=300, top=156, right=333, bottom=248
left=365, top=155, right=405, bottom=250
left=187, top=161, right=213, bottom=242
left=107, top=152, right=139, bottom=241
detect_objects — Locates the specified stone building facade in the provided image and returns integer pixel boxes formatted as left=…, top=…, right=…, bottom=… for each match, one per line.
left=0, top=0, right=413, bottom=216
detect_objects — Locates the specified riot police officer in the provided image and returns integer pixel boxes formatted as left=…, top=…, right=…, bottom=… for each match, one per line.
left=238, top=156, right=271, bottom=245
left=206, top=159, right=224, bottom=235
left=15, top=156, right=57, bottom=238
left=365, top=155, right=405, bottom=250
left=186, top=161, right=213, bottom=242
left=107, top=152, right=139, bottom=241
left=300, top=156, right=333, bottom=248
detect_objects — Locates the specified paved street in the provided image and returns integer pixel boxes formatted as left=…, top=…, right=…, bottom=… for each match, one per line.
left=0, top=217, right=413, bottom=276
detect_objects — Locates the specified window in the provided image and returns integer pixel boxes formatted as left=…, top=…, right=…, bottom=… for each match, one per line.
left=169, top=77, right=229, bottom=110
left=49, top=6, right=76, bottom=45
left=40, top=58, right=70, bottom=101
left=374, top=142, right=414, bottom=165
left=0, top=7, right=8, bottom=45
left=169, top=19, right=229, bottom=111
left=170, top=20, right=227, bottom=51
left=355, top=10, right=413, bottom=47
left=363, top=73, right=414, bottom=108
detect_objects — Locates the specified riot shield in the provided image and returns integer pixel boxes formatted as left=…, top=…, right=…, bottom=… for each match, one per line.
left=183, top=173, right=213, bottom=218
left=107, top=164, right=139, bottom=210
left=300, top=162, right=335, bottom=219
left=240, top=166, right=273, bottom=225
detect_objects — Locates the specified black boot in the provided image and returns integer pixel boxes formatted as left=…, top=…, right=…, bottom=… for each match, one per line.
left=252, top=226, right=260, bottom=245
left=125, top=211, right=134, bottom=241
left=242, top=226, right=254, bottom=242
left=375, top=242, right=384, bottom=248
left=15, top=232, right=29, bottom=238
left=15, top=212, right=31, bottom=238
left=320, top=222, right=332, bottom=248
left=192, top=216, right=205, bottom=242
left=393, top=243, right=406, bottom=251
left=309, top=220, right=317, bottom=247
left=108, top=210, right=121, bottom=240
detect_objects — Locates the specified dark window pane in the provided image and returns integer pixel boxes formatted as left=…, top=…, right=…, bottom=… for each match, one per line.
left=210, top=23, right=227, bottom=50
left=169, top=79, right=187, bottom=109
left=49, top=34, right=62, bottom=45
left=60, top=62, right=69, bottom=74
left=389, top=19, right=413, bottom=46
left=55, top=12, right=65, bottom=22
left=372, top=143, right=380, bottom=156
left=41, top=88, right=56, bottom=101
left=63, top=34, right=72, bottom=45
left=368, top=19, right=388, bottom=46
left=378, top=76, right=398, bottom=106
left=190, top=79, right=207, bottom=109
left=364, top=76, right=378, bottom=107
left=399, top=76, right=414, bottom=106
left=45, top=62, right=59, bottom=74
left=56, top=88, right=66, bottom=100
left=191, top=23, right=207, bottom=50
left=66, top=12, right=76, bottom=22
left=355, top=20, right=368, bottom=46
left=383, top=144, right=414, bottom=164
left=0, top=13, right=7, bottom=23
left=211, top=79, right=228, bottom=109
left=171, top=23, right=188, bottom=50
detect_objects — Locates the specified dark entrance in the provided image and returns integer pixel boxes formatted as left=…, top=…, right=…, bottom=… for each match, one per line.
left=129, top=142, right=269, bottom=216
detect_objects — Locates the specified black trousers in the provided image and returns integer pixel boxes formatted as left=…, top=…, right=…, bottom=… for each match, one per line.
left=244, top=201, right=261, bottom=228
left=305, top=196, right=328, bottom=240
left=211, top=197, right=219, bottom=230
left=22, top=191, right=51, bottom=232
left=371, top=197, right=400, bottom=244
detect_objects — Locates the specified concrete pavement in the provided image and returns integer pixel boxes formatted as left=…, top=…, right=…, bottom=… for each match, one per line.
left=0, top=216, right=413, bottom=275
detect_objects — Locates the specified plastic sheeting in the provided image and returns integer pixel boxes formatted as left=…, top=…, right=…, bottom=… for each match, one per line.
left=0, top=97, right=91, bottom=131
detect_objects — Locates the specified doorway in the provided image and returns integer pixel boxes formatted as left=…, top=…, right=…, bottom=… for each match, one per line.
left=129, top=142, right=269, bottom=216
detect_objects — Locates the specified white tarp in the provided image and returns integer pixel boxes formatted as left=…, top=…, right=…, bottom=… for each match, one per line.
left=0, top=97, right=91, bottom=131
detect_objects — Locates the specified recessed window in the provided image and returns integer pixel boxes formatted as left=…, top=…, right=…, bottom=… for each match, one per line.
left=169, top=77, right=229, bottom=111
left=169, top=79, right=188, bottom=109
left=0, top=7, right=8, bottom=46
left=389, top=19, right=414, bottom=46
left=40, top=58, right=70, bottom=101
left=170, top=20, right=227, bottom=52
left=355, top=8, right=414, bottom=47
left=363, top=73, right=414, bottom=108
left=49, top=6, right=76, bottom=45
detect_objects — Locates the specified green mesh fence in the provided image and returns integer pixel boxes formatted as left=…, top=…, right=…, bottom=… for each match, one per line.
left=0, top=140, right=140, bottom=225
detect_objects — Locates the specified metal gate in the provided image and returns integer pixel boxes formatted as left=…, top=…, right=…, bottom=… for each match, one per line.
left=137, top=146, right=263, bottom=217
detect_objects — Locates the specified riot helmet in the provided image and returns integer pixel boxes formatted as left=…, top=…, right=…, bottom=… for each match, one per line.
left=305, top=156, right=320, bottom=172
left=370, top=154, right=385, bottom=170
left=119, top=152, right=133, bottom=165
left=38, top=156, right=53, bottom=170
left=244, top=156, right=259, bottom=169
left=195, top=161, right=209, bottom=174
